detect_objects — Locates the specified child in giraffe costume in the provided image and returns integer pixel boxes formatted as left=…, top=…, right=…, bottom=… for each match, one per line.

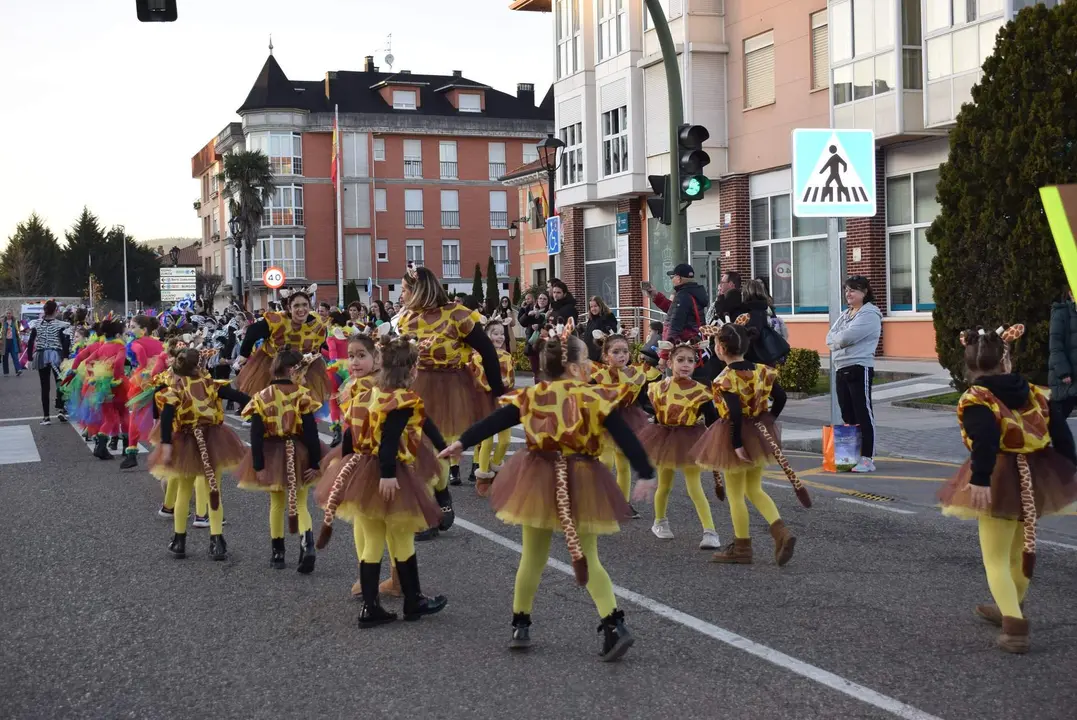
left=120, top=315, right=164, bottom=470
left=938, top=324, right=1077, bottom=654
left=638, top=340, right=722, bottom=549
left=324, top=315, right=354, bottom=448
left=469, top=316, right=517, bottom=494
left=238, top=349, right=329, bottom=574
left=147, top=348, right=249, bottom=561
left=690, top=316, right=810, bottom=566
left=443, top=321, right=655, bottom=661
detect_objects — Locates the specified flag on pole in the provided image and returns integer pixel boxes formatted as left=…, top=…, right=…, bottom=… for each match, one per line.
left=330, top=112, right=340, bottom=188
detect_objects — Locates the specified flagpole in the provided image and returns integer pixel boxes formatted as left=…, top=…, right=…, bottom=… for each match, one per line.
left=334, top=104, right=344, bottom=305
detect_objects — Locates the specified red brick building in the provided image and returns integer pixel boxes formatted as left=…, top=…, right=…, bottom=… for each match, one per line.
left=197, top=53, right=553, bottom=308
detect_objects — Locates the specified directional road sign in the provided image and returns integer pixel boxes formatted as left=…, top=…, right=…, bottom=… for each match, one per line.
left=546, top=216, right=561, bottom=255
left=792, top=129, right=876, bottom=218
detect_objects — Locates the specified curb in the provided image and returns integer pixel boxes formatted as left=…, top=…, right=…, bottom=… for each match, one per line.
left=783, top=435, right=823, bottom=453
left=892, top=400, right=957, bottom=413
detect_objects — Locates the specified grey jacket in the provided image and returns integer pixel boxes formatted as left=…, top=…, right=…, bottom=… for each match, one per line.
left=1048, top=300, right=1077, bottom=400
left=825, top=303, right=882, bottom=370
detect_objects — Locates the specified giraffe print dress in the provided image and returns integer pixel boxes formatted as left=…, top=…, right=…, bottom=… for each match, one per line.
left=637, top=377, right=712, bottom=470
left=236, top=312, right=330, bottom=404
left=690, top=364, right=781, bottom=471
left=237, top=384, right=329, bottom=491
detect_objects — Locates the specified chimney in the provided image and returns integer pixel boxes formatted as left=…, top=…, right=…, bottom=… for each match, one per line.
left=363, top=55, right=375, bottom=72
left=400, top=70, right=411, bottom=74
left=452, top=70, right=462, bottom=78
left=517, top=82, right=535, bottom=106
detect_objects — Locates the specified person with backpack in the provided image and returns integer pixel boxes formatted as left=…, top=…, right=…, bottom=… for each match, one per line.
left=642, top=264, right=709, bottom=368
left=741, top=279, right=790, bottom=367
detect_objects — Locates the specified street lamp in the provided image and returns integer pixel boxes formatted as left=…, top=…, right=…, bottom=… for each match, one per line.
left=118, top=224, right=128, bottom=318
left=228, top=215, right=244, bottom=306
left=169, top=246, right=180, bottom=267
left=538, top=133, right=565, bottom=279
left=508, top=221, right=518, bottom=241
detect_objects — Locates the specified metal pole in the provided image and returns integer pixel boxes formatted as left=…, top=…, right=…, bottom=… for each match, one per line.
left=827, top=216, right=841, bottom=426
left=121, top=228, right=129, bottom=317
left=644, top=0, right=686, bottom=266
left=548, top=165, right=557, bottom=279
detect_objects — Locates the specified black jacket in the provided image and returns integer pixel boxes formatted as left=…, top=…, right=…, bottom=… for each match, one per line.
left=663, top=282, right=709, bottom=343
left=548, top=294, right=578, bottom=325
left=581, top=312, right=619, bottom=362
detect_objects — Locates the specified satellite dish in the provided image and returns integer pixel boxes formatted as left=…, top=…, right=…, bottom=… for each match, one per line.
left=385, top=53, right=394, bottom=69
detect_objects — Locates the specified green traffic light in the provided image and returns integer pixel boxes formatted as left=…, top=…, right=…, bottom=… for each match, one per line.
left=683, top=175, right=711, bottom=198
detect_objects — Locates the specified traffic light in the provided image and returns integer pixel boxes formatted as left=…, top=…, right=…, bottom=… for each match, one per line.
left=136, top=0, right=178, bottom=22
left=647, top=174, right=672, bottom=226
left=678, top=124, right=711, bottom=201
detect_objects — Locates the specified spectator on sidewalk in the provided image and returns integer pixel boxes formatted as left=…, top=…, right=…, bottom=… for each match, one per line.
left=1048, top=286, right=1077, bottom=418
left=2, top=309, right=23, bottom=377
left=580, top=295, right=619, bottom=362
left=825, top=276, right=883, bottom=473
left=643, top=263, right=709, bottom=366
left=547, top=279, right=578, bottom=326
left=711, top=271, right=746, bottom=323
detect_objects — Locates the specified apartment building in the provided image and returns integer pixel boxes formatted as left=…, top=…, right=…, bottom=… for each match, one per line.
left=191, top=123, right=243, bottom=311
left=500, top=159, right=553, bottom=288
left=193, top=53, right=553, bottom=309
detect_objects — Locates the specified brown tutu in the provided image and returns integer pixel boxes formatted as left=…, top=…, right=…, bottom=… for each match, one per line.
left=237, top=437, right=329, bottom=491
left=690, top=414, right=780, bottom=471
left=313, top=453, right=441, bottom=533
left=237, top=350, right=331, bottom=405
left=413, top=366, right=493, bottom=439
left=638, top=423, right=706, bottom=470
left=414, top=439, right=443, bottom=485
left=619, top=404, right=650, bottom=435
left=490, top=451, right=631, bottom=535
left=147, top=423, right=247, bottom=482
left=939, top=448, right=1077, bottom=520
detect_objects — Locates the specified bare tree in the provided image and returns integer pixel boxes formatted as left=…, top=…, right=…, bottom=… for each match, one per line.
left=0, top=242, right=44, bottom=295
left=197, top=272, right=224, bottom=304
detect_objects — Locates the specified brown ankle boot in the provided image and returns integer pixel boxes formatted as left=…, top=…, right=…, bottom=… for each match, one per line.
left=769, top=519, right=797, bottom=567
left=710, top=538, right=752, bottom=564
left=379, top=566, right=402, bottom=597
left=975, top=604, right=1003, bottom=627
left=998, top=616, right=1029, bottom=654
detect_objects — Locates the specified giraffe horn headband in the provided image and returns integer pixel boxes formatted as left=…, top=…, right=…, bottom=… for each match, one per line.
left=959, top=324, right=1026, bottom=346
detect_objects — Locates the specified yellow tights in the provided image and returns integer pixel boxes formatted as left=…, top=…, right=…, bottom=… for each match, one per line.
left=725, top=466, right=781, bottom=539
left=268, top=486, right=312, bottom=539
left=352, top=522, right=397, bottom=566
left=477, top=429, right=511, bottom=473
left=513, top=526, right=617, bottom=617
left=172, top=476, right=223, bottom=534
left=978, top=516, right=1029, bottom=619
left=655, top=467, right=715, bottom=531
left=357, top=517, right=416, bottom=564
left=602, top=446, right=632, bottom=501
left=163, top=476, right=208, bottom=517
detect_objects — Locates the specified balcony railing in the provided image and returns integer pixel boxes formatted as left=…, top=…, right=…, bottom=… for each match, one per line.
left=442, top=259, right=461, bottom=278
left=488, top=162, right=506, bottom=180
left=495, top=261, right=509, bottom=277
left=253, top=258, right=306, bottom=279
left=405, top=210, right=424, bottom=228
left=440, top=161, right=458, bottom=179
left=490, top=211, right=508, bottom=229
left=404, top=159, right=423, bottom=178
left=441, top=210, right=460, bottom=228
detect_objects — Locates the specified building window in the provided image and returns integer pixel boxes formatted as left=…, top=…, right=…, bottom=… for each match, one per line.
left=403, top=139, right=422, bottom=179
left=830, top=0, right=899, bottom=105
left=490, top=191, right=508, bottom=229
left=254, top=236, right=305, bottom=279
left=811, top=11, right=829, bottom=91
left=601, top=106, right=629, bottom=177
left=522, top=143, right=539, bottom=164
left=529, top=193, right=546, bottom=229
left=925, top=11, right=1004, bottom=82
left=492, top=240, right=510, bottom=277
left=584, top=225, right=618, bottom=308
left=925, top=0, right=1002, bottom=33
left=901, top=0, right=924, bottom=90
left=643, top=0, right=669, bottom=30
left=488, top=142, right=507, bottom=180
left=392, top=90, right=417, bottom=109
left=439, top=141, right=458, bottom=179
left=559, top=121, right=584, bottom=186
left=406, top=240, right=424, bottom=267
left=376, top=238, right=388, bottom=263
left=211, top=209, right=220, bottom=238
left=442, top=240, right=461, bottom=278
left=248, top=131, right=303, bottom=176
left=598, top=0, right=628, bottom=61
left=459, top=93, right=482, bottom=113
left=263, top=185, right=304, bottom=227
left=744, top=30, right=776, bottom=109
left=373, top=138, right=385, bottom=161
left=555, top=0, right=581, bottom=79
left=441, top=190, right=460, bottom=229
left=405, top=189, right=423, bottom=228
left=375, top=188, right=387, bottom=212
left=210, top=172, right=219, bottom=196
left=213, top=250, right=221, bottom=274
left=886, top=168, right=940, bottom=312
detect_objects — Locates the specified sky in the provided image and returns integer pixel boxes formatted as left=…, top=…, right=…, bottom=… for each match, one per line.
left=0, top=0, right=553, bottom=247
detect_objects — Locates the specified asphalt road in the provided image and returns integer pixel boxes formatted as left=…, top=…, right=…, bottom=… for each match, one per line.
left=1, top=373, right=1075, bottom=720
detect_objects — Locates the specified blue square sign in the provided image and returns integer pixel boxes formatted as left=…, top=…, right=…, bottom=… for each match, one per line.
left=546, top=216, right=561, bottom=255
left=792, top=129, right=876, bottom=218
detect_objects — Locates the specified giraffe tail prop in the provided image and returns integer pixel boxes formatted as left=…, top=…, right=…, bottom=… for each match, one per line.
left=317, top=453, right=360, bottom=550
left=756, top=421, right=812, bottom=508
left=554, top=454, right=588, bottom=586
left=285, top=438, right=299, bottom=534
left=1016, top=454, right=1037, bottom=579
left=712, top=470, right=726, bottom=502
left=192, top=426, right=220, bottom=511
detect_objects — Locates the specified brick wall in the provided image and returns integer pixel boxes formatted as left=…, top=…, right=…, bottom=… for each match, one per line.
left=558, top=207, right=586, bottom=299
left=844, top=148, right=887, bottom=354
left=718, top=175, right=751, bottom=279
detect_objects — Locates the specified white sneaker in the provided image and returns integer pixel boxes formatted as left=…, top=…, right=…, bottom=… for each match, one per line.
left=851, top=457, right=876, bottom=473
left=192, top=515, right=210, bottom=528
left=651, top=518, right=674, bottom=539
left=40, top=418, right=51, bottom=426
left=699, top=529, right=722, bottom=549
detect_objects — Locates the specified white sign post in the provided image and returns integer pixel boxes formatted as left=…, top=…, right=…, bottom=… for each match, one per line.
left=160, top=267, right=197, bottom=304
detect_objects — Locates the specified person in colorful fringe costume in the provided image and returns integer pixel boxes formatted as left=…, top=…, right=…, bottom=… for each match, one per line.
left=119, top=315, right=164, bottom=470
left=323, top=315, right=356, bottom=448
left=66, top=318, right=129, bottom=461
left=395, top=266, right=506, bottom=539
left=590, top=329, right=659, bottom=519
left=469, top=316, right=517, bottom=494
left=690, top=316, right=810, bottom=566
left=237, top=349, right=328, bottom=573
left=938, top=324, right=1077, bottom=654
left=148, top=348, right=249, bottom=561
left=60, top=324, right=94, bottom=438
left=639, top=339, right=722, bottom=549
left=441, top=321, right=655, bottom=661
left=235, top=284, right=331, bottom=413
left=316, top=335, right=449, bottom=628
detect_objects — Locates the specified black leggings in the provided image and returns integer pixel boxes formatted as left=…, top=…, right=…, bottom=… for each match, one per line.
left=39, top=366, right=63, bottom=418
left=835, top=364, right=875, bottom=458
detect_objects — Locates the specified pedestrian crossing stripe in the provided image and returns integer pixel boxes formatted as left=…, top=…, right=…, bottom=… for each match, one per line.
left=70, top=422, right=152, bottom=455
left=799, top=133, right=870, bottom=204
left=791, top=128, right=876, bottom=218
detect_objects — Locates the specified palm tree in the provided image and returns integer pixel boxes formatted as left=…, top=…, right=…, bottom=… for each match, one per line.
left=224, top=150, right=275, bottom=306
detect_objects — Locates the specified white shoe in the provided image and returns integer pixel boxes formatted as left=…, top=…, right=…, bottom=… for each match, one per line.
left=851, top=457, right=876, bottom=473
left=699, top=529, right=722, bottom=549
left=40, top=418, right=51, bottom=426
left=651, top=518, right=674, bottom=539
left=192, top=515, right=210, bottom=528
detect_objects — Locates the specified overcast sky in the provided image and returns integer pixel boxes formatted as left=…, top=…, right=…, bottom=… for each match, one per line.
left=0, top=0, right=552, bottom=246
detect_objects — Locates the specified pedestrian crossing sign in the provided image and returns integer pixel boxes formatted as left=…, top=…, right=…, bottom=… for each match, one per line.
left=791, top=129, right=876, bottom=218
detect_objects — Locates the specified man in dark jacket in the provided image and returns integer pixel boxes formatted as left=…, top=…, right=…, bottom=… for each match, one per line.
left=644, top=263, right=709, bottom=365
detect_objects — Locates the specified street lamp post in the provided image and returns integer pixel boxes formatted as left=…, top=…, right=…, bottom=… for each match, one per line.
left=169, top=246, right=180, bottom=267
left=538, top=133, right=565, bottom=280
left=118, top=225, right=129, bottom=318
left=508, top=221, right=519, bottom=284
left=228, top=216, right=244, bottom=307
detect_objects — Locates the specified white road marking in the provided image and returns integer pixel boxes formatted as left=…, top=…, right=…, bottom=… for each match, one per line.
left=69, top=422, right=151, bottom=454
left=454, top=517, right=943, bottom=720
left=871, top=382, right=951, bottom=401
left=836, top=498, right=917, bottom=515
left=0, top=416, right=52, bottom=423
left=0, top=426, right=40, bottom=464
left=1039, top=539, right=1077, bottom=551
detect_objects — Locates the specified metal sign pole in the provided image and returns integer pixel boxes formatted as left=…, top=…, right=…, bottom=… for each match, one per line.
left=827, top=216, right=841, bottom=427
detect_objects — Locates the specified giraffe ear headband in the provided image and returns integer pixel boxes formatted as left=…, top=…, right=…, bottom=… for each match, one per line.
left=558, top=317, right=576, bottom=366
left=959, top=324, right=1026, bottom=347
left=279, top=283, right=318, bottom=300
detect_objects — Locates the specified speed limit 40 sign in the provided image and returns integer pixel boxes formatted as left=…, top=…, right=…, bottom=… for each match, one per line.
left=263, top=266, right=286, bottom=289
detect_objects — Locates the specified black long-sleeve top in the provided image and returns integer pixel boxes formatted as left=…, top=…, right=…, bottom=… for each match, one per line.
left=458, top=405, right=655, bottom=481
left=248, top=412, right=322, bottom=472
left=340, top=409, right=447, bottom=477
left=159, top=386, right=250, bottom=445
left=719, top=361, right=787, bottom=449
left=461, top=326, right=506, bottom=397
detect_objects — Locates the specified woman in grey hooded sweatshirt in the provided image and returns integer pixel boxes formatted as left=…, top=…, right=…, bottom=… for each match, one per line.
left=825, top=276, right=883, bottom=472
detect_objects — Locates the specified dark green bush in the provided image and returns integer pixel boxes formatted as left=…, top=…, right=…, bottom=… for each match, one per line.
left=779, top=348, right=821, bottom=393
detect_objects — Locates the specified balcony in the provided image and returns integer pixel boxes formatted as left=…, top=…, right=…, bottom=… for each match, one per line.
left=490, top=211, right=508, bottom=229
left=495, top=261, right=509, bottom=277
left=488, top=162, right=506, bottom=180
left=405, top=210, right=424, bottom=228
left=404, top=159, right=423, bottom=178
left=441, top=210, right=460, bottom=229
left=440, top=161, right=458, bottom=179
left=442, top=260, right=461, bottom=278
